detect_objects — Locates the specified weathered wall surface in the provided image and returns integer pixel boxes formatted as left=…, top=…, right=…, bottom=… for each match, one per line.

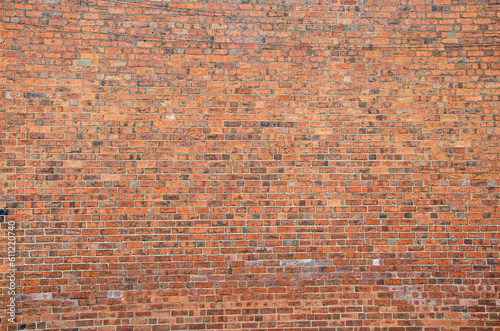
left=1, top=0, right=500, bottom=329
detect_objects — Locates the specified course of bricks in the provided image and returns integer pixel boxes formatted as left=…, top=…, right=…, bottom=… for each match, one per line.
left=1, top=0, right=500, bottom=329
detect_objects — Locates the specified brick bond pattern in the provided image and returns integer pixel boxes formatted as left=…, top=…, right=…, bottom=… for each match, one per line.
left=1, top=0, right=500, bottom=329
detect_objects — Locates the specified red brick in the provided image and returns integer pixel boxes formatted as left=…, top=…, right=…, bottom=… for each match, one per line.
left=1, top=0, right=499, bottom=330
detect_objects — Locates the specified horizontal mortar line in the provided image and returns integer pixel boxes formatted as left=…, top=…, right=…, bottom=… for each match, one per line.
left=20, top=135, right=500, bottom=139
left=3, top=26, right=500, bottom=39
left=52, top=0, right=500, bottom=18
left=2, top=34, right=500, bottom=49
left=29, top=0, right=500, bottom=10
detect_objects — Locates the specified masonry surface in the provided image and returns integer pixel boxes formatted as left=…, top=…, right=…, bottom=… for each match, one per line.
left=1, top=0, right=500, bottom=330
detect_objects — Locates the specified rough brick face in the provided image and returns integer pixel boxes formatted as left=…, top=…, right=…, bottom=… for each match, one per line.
left=1, top=0, right=500, bottom=329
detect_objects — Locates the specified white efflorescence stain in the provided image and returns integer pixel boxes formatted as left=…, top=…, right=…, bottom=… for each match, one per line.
left=372, top=259, right=380, bottom=266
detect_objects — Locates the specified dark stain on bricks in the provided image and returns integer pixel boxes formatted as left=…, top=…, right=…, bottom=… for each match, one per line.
left=25, top=92, right=44, bottom=98
left=260, top=121, right=276, bottom=127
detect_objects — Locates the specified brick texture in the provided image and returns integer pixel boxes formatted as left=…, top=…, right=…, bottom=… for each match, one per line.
left=1, top=0, right=500, bottom=329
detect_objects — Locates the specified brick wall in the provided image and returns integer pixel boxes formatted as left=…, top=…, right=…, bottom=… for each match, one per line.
left=1, top=0, right=500, bottom=329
